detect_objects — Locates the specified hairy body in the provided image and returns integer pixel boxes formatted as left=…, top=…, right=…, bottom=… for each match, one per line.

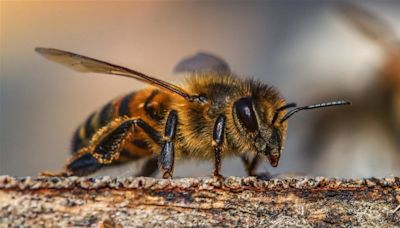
left=36, top=48, right=349, bottom=178
left=71, top=74, right=286, bottom=175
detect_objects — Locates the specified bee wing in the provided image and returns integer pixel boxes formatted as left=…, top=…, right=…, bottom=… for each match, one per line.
left=338, top=2, right=398, bottom=49
left=173, top=52, right=231, bottom=74
left=35, top=47, right=194, bottom=101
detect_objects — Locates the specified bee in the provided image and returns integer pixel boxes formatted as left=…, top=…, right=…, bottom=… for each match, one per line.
left=36, top=47, right=350, bottom=179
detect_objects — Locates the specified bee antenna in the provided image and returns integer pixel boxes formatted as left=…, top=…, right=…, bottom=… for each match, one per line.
left=272, top=103, right=297, bottom=124
left=280, top=100, right=351, bottom=123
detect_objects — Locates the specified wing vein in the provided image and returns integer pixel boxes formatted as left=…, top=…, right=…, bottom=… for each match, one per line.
left=35, top=47, right=194, bottom=101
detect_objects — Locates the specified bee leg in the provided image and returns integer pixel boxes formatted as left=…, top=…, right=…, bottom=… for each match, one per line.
left=212, top=115, right=226, bottom=179
left=67, top=118, right=161, bottom=176
left=241, top=154, right=273, bottom=179
left=159, top=110, right=178, bottom=179
left=241, top=153, right=260, bottom=176
left=66, top=150, right=103, bottom=176
left=136, top=156, right=159, bottom=177
left=89, top=119, right=137, bottom=164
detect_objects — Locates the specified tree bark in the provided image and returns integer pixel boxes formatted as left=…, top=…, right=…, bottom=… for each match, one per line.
left=1, top=175, right=399, bottom=227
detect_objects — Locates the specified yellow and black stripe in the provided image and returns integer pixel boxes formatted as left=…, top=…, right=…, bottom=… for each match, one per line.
left=71, top=91, right=136, bottom=153
left=70, top=88, right=171, bottom=163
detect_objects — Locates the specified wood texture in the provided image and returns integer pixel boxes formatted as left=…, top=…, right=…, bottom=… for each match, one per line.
left=1, top=175, right=400, bottom=227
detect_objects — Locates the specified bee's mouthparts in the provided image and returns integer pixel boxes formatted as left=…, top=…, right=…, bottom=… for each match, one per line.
left=267, top=151, right=280, bottom=167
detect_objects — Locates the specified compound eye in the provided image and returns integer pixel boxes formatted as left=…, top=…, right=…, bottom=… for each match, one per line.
left=234, top=97, right=259, bottom=132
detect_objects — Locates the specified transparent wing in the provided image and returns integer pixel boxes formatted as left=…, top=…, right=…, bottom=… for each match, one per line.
left=35, top=47, right=194, bottom=101
left=173, top=52, right=231, bottom=74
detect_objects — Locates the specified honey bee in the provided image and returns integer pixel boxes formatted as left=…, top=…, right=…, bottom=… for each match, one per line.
left=36, top=48, right=350, bottom=179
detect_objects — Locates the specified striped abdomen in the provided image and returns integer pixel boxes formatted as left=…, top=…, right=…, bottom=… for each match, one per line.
left=71, top=88, right=171, bottom=161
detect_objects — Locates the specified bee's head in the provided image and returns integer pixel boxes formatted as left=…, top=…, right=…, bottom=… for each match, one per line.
left=232, top=97, right=287, bottom=167
left=232, top=96, right=351, bottom=167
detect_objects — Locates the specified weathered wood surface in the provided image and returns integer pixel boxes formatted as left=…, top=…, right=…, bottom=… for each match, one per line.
left=0, top=175, right=399, bottom=227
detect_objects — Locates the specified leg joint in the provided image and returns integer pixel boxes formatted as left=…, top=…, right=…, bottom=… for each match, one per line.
left=213, top=115, right=226, bottom=146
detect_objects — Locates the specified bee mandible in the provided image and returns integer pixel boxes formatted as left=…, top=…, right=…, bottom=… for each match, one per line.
left=36, top=48, right=350, bottom=179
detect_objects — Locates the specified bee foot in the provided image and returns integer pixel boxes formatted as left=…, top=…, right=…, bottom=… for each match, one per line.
left=212, top=173, right=225, bottom=181
left=162, top=171, right=173, bottom=179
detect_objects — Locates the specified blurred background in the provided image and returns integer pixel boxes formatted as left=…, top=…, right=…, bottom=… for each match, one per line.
left=1, top=1, right=399, bottom=178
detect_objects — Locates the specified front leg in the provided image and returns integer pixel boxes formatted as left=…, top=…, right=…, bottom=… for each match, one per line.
left=159, top=110, right=178, bottom=179
left=241, top=153, right=260, bottom=176
left=241, top=154, right=273, bottom=179
left=212, top=115, right=226, bottom=179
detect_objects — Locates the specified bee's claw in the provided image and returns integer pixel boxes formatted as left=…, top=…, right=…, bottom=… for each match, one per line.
left=212, top=173, right=225, bottom=181
left=162, top=171, right=173, bottom=179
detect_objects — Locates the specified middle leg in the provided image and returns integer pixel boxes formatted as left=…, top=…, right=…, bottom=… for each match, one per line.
left=159, top=110, right=178, bottom=179
left=212, top=115, right=226, bottom=179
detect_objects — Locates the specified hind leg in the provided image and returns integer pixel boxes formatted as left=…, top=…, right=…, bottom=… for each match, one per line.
left=42, top=117, right=161, bottom=176
left=39, top=146, right=101, bottom=177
